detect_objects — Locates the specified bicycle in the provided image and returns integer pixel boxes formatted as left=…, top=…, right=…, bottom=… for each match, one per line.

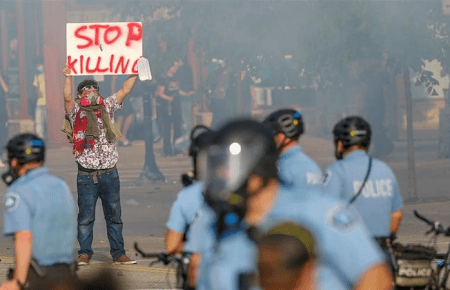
left=134, top=242, right=190, bottom=289
left=390, top=210, right=450, bottom=290
left=406, top=210, right=450, bottom=290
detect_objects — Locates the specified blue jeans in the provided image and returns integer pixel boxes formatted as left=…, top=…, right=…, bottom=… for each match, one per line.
left=76, top=168, right=125, bottom=260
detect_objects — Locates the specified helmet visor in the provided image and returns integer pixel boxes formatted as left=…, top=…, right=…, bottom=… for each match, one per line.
left=200, top=138, right=266, bottom=203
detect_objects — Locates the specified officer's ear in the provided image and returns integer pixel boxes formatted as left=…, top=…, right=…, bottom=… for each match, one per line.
left=274, top=133, right=286, bottom=148
left=336, top=140, right=344, bottom=153
left=10, top=158, right=18, bottom=169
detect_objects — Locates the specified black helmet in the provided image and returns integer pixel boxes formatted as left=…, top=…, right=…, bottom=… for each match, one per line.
left=201, top=119, right=278, bottom=236
left=188, top=125, right=214, bottom=158
left=262, top=108, right=304, bottom=139
left=6, top=133, right=45, bottom=165
left=2, top=134, right=45, bottom=186
left=333, top=116, right=371, bottom=159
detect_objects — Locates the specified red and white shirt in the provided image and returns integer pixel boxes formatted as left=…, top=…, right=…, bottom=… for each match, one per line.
left=67, top=94, right=122, bottom=170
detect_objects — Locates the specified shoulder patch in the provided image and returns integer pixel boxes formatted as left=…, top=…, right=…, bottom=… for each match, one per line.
left=307, top=172, right=322, bottom=185
left=328, top=206, right=359, bottom=231
left=5, top=192, right=20, bottom=212
left=323, top=170, right=332, bottom=186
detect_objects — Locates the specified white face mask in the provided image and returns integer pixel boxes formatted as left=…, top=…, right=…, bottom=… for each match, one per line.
left=87, top=92, right=98, bottom=105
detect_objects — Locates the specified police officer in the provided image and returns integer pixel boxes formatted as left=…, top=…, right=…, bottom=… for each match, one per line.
left=0, top=134, right=77, bottom=290
left=323, top=116, right=404, bottom=249
left=185, top=119, right=392, bottom=290
left=262, top=108, right=323, bottom=189
left=165, top=125, right=214, bottom=254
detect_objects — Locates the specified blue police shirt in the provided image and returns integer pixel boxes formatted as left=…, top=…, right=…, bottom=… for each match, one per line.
left=278, top=146, right=323, bottom=189
left=186, top=186, right=385, bottom=290
left=166, top=182, right=204, bottom=241
left=184, top=204, right=257, bottom=290
left=4, top=167, right=77, bottom=266
left=261, top=186, right=385, bottom=290
left=323, top=150, right=404, bottom=237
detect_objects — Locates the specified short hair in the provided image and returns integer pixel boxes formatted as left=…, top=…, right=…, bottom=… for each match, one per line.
left=258, top=231, right=312, bottom=290
left=77, top=79, right=99, bottom=95
left=258, top=234, right=310, bottom=270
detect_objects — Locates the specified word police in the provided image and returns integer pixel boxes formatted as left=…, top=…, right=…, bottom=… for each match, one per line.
left=353, top=179, right=393, bottom=198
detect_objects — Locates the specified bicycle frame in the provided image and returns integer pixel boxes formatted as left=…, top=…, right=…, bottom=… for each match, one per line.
left=412, top=211, right=450, bottom=290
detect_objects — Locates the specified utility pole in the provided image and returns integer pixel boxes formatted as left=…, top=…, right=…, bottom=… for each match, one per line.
left=403, top=66, right=418, bottom=201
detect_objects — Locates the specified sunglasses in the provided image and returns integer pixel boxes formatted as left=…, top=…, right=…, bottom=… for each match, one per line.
left=80, top=85, right=99, bottom=92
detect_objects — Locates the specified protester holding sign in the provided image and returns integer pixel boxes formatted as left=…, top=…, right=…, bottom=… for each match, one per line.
left=62, top=64, right=138, bottom=265
left=62, top=21, right=143, bottom=266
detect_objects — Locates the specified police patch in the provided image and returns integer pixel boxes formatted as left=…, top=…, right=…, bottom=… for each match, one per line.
left=328, top=206, right=358, bottom=231
left=5, top=193, right=20, bottom=212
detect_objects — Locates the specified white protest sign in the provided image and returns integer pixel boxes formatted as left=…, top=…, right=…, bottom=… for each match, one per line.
left=66, top=22, right=143, bottom=75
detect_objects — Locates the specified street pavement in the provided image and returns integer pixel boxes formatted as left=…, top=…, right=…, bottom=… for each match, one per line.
left=0, top=131, right=449, bottom=289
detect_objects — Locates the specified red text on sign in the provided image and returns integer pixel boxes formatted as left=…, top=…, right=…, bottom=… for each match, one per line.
left=74, top=23, right=142, bottom=49
left=67, top=55, right=139, bottom=75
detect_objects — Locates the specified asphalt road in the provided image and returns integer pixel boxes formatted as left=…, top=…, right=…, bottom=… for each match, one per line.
left=0, top=132, right=448, bottom=289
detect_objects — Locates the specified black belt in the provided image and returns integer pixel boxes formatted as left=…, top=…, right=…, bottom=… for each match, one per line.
left=77, top=163, right=116, bottom=184
left=374, top=236, right=392, bottom=249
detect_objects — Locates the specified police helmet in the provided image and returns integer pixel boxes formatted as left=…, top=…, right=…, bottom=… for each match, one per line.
left=5, top=133, right=45, bottom=165
left=181, top=125, right=215, bottom=187
left=200, top=119, right=278, bottom=235
left=333, top=116, right=371, bottom=151
left=262, top=108, right=304, bottom=139
left=188, top=125, right=214, bottom=158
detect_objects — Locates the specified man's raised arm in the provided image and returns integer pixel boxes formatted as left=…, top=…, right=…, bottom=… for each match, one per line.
left=62, top=64, right=75, bottom=113
left=116, top=75, right=138, bottom=105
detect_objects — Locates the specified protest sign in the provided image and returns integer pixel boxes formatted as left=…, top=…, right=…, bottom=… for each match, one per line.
left=66, top=22, right=143, bottom=75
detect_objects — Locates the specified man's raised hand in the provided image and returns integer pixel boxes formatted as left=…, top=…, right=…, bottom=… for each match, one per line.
left=62, top=64, right=71, bottom=77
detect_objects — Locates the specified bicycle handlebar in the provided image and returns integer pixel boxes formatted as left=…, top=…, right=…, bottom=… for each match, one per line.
left=134, top=242, right=190, bottom=289
left=134, top=242, right=164, bottom=258
left=414, top=210, right=434, bottom=226
left=134, top=242, right=185, bottom=267
left=413, top=210, right=450, bottom=236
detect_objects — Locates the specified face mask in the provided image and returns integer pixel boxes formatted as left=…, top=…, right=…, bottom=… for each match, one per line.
left=87, top=92, right=98, bottom=105
left=181, top=171, right=195, bottom=187
left=205, top=186, right=248, bottom=239
left=2, top=166, right=19, bottom=186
